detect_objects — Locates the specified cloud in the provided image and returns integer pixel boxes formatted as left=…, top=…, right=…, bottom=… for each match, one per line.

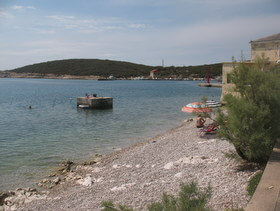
left=11, top=5, right=36, bottom=10
left=46, top=15, right=147, bottom=33
left=47, top=15, right=75, bottom=22
left=128, top=24, right=148, bottom=29
left=0, top=10, right=14, bottom=18
left=37, top=30, right=56, bottom=35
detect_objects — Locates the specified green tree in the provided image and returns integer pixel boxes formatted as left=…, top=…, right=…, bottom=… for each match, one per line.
left=216, top=58, right=280, bottom=163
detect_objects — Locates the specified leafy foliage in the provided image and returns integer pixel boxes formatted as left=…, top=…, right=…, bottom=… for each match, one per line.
left=216, top=59, right=280, bottom=163
left=148, top=181, right=212, bottom=211
left=8, top=59, right=222, bottom=78
left=247, top=171, right=263, bottom=196
left=101, top=182, right=212, bottom=211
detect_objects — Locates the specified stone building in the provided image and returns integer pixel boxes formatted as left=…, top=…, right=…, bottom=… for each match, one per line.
left=250, top=33, right=280, bottom=63
left=221, top=33, right=280, bottom=101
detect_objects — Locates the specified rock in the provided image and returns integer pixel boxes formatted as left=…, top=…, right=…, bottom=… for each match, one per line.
left=164, top=162, right=174, bottom=170
left=52, top=177, right=61, bottom=185
left=41, top=179, right=50, bottom=183
left=0, top=192, right=13, bottom=206
left=77, top=176, right=94, bottom=187
left=49, top=173, right=57, bottom=177
left=58, top=160, right=74, bottom=174
left=82, top=160, right=97, bottom=165
left=174, top=172, right=183, bottom=178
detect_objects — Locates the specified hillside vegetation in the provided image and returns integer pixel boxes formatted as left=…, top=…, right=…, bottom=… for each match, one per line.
left=9, top=59, right=222, bottom=78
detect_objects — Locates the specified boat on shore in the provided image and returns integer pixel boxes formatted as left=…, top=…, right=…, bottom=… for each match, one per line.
left=205, top=100, right=221, bottom=108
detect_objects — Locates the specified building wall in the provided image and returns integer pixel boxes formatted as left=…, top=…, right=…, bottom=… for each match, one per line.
left=251, top=41, right=280, bottom=62
left=221, top=62, right=254, bottom=102
left=221, top=63, right=236, bottom=102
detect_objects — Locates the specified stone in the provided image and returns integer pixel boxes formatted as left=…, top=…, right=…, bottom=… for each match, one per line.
left=0, top=192, right=12, bottom=206
left=82, top=160, right=97, bottom=165
left=77, top=176, right=94, bottom=187
left=52, top=177, right=61, bottom=184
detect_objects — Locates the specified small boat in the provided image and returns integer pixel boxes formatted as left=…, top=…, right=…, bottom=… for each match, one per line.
left=78, top=105, right=90, bottom=109
left=181, top=102, right=212, bottom=113
left=205, top=100, right=221, bottom=108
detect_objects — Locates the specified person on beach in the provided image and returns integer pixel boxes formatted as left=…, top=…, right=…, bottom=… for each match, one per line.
left=196, top=115, right=205, bottom=128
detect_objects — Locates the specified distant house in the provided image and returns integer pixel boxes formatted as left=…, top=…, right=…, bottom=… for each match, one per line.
left=221, top=33, right=280, bottom=102
left=150, top=69, right=159, bottom=79
left=250, top=33, right=280, bottom=63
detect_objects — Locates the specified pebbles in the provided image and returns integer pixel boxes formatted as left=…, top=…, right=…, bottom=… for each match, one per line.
left=18, top=121, right=257, bottom=210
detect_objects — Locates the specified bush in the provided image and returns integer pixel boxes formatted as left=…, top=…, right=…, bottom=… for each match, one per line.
left=216, top=59, right=280, bottom=163
left=101, top=181, right=212, bottom=211
left=148, top=181, right=212, bottom=211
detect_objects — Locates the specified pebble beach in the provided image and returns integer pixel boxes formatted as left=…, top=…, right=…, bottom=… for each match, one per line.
left=1, top=119, right=258, bottom=211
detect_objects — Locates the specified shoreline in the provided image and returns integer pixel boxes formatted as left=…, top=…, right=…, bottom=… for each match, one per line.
left=1, top=119, right=259, bottom=211
left=0, top=73, right=221, bottom=82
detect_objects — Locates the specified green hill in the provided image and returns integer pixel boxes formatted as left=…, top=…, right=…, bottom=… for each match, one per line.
left=9, top=59, right=153, bottom=78
left=9, top=59, right=222, bottom=78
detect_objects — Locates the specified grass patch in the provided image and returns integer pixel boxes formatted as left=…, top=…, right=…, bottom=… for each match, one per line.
left=247, top=171, right=263, bottom=196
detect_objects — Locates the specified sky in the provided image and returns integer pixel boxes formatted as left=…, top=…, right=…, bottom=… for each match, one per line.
left=0, top=0, right=280, bottom=70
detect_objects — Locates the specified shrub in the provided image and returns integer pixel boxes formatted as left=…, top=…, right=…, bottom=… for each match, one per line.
left=101, top=181, right=212, bottom=211
left=247, top=171, right=263, bottom=196
left=216, top=59, right=280, bottom=163
left=148, top=181, right=212, bottom=211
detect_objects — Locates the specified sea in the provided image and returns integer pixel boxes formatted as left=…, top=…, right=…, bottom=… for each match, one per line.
left=0, top=78, right=221, bottom=191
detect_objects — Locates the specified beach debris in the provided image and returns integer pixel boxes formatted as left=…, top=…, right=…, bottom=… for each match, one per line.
left=110, top=183, right=135, bottom=192
left=135, top=164, right=141, bottom=168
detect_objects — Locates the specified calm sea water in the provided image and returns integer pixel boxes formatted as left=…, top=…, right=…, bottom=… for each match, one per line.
left=0, top=78, right=221, bottom=191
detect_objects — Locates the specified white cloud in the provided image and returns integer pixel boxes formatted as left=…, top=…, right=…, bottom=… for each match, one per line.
left=0, top=10, right=14, bottom=18
left=128, top=24, right=147, bottom=29
left=47, top=15, right=75, bottom=22
left=11, top=5, right=36, bottom=10
left=45, top=15, right=147, bottom=33
left=37, top=30, right=56, bottom=35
